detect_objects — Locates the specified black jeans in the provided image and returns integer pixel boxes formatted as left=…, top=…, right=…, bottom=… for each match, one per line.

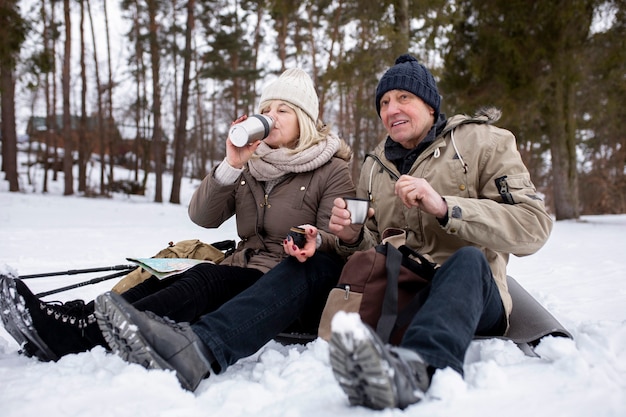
left=122, top=263, right=263, bottom=323
left=191, top=252, right=344, bottom=372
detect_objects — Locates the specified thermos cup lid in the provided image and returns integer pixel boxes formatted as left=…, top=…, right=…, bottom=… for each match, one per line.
left=229, top=114, right=274, bottom=147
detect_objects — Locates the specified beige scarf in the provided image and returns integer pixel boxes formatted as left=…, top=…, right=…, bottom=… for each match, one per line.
left=248, top=134, right=341, bottom=181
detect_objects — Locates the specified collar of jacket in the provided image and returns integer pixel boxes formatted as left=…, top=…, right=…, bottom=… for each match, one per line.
left=440, top=107, right=501, bottom=137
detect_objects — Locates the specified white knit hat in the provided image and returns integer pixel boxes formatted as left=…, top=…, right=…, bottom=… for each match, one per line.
left=258, top=68, right=319, bottom=122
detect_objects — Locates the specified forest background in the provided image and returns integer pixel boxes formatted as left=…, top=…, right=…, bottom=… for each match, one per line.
left=0, top=0, right=625, bottom=220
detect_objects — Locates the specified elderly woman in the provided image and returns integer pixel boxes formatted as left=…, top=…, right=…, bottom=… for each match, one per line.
left=1, top=69, right=355, bottom=384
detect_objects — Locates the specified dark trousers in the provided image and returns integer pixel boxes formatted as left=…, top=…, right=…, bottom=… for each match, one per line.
left=401, top=247, right=506, bottom=375
left=122, top=264, right=263, bottom=323
left=59, top=263, right=262, bottom=353
left=191, top=252, right=343, bottom=372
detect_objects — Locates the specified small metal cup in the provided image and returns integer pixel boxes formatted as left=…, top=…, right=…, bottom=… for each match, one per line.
left=287, top=226, right=307, bottom=248
left=229, top=114, right=275, bottom=147
left=344, top=197, right=369, bottom=224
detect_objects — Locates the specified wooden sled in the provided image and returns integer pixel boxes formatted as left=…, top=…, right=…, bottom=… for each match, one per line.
left=276, top=276, right=572, bottom=358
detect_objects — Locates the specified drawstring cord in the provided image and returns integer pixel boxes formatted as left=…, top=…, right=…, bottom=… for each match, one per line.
left=450, top=130, right=468, bottom=173
left=366, top=127, right=468, bottom=199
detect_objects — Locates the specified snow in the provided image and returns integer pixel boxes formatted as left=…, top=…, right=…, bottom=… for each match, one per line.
left=1, top=164, right=626, bottom=417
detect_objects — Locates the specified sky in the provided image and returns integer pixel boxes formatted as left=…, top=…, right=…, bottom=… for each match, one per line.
left=0, top=157, right=625, bottom=417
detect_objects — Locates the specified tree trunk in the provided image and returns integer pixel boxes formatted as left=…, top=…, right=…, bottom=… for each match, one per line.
left=131, top=3, right=142, bottom=184
left=542, top=4, right=590, bottom=220
left=547, top=54, right=579, bottom=220
left=51, top=0, right=59, bottom=184
left=0, top=0, right=26, bottom=192
left=148, top=0, right=163, bottom=203
left=392, top=0, right=410, bottom=55
left=62, top=0, right=74, bottom=196
left=86, top=0, right=105, bottom=195
left=194, top=71, right=206, bottom=179
left=138, top=0, right=150, bottom=193
left=0, top=65, right=19, bottom=191
left=42, top=0, right=53, bottom=194
left=104, top=0, right=115, bottom=187
left=318, top=0, right=343, bottom=118
left=78, top=0, right=88, bottom=193
left=170, top=0, right=195, bottom=204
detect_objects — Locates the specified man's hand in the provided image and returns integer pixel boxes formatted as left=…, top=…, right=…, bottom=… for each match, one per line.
left=394, top=175, right=447, bottom=218
left=329, top=197, right=374, bottom=245
left=283, top=225, right=318, bottom=263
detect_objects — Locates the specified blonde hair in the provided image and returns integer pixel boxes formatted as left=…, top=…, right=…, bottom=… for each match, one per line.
left=258, top=99, right=352, bottom=161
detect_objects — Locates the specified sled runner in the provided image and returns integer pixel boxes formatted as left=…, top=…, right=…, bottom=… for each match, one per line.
left=277, top=275, right=573, bottom=358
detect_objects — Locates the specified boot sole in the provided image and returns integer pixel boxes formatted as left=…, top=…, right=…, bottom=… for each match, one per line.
left=94, top=292, right=195, bottom=391
left=0, top=275, right=58, bottom=361
left=329, top=319, right=397, bottom=410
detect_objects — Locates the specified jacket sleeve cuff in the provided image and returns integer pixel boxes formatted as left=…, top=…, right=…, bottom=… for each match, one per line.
left=334, top=227, right=372, bottom=258
left=439, top=196, right=462, bottom=235
left=214, top=158, right=243, bottom=185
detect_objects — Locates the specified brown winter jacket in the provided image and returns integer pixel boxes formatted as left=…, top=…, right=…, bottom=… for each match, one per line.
left=188, top=155, right=355, bottom=274
left=336, top=110, right=553, bottom=318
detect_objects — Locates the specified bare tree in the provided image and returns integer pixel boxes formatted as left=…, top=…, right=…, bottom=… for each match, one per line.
left=78, top=0, right=89, bottom=192
left=0, top=67, right=20, bottom=191
left=170, top=0, right=195, bottom=204
left=148, top=0, right=164, bottom=203
left=0, top=0, right=26, bottom=192
left=62, top=0, right=74, bottom=196
left=86, top=0, right=105, bottom=195
left=104, top=0, right=116, bottom=188
left=131, top=2, right=145, bottom=185
left=42, top=0, right=56, bottom=194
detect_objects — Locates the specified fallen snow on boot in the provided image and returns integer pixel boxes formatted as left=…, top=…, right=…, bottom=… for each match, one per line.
left=329, top=311, right=430, bottom=410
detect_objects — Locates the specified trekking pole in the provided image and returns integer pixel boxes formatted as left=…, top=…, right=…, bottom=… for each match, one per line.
left=21, top=264, right=136, bottom=279
left=35, top=269, right=134, bottom=297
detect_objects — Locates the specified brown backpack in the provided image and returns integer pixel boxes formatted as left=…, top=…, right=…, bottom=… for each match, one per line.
left=318, top=242, right=436, bottom=345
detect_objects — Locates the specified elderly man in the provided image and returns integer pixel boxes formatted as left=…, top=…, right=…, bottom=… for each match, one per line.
left=328, top=54, right=552, bottom=410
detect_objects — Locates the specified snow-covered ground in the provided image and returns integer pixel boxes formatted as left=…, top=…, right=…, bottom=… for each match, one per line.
left=1, top=161, right=625, bottom=417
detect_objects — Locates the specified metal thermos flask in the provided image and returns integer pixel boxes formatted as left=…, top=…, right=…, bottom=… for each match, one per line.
left=228, top=114, right=275, bottom=147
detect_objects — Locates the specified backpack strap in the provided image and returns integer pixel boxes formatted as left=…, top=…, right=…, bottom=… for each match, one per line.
left=375, top=244, right=439, bottom=343
left=376, top=243, right=403, bottom=343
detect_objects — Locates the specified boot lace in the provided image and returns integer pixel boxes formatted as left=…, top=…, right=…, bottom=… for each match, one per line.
left=143, top=310, right=189, bottom=332
left=40, top=299, right=96, bottom=329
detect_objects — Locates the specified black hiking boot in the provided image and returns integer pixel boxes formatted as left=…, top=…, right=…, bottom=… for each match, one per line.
left=0, top=273, right=35, bottom=356
left=329, top=312, right=431, bottom=410
left=94, top=291, right=214, bottom=392
left=0, top=274, right=106, bottom=362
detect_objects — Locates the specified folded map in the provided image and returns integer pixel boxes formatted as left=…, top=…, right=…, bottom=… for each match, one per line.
left=126, top=257, right=213, bottom=279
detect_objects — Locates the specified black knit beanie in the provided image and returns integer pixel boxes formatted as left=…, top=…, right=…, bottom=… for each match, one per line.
left=375, top=54, right=440, bottom=121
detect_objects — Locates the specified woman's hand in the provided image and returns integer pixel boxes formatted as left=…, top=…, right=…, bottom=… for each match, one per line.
left=283, top=225, right=318, bottom=263
left=226, top=115, right=261, bottom=169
